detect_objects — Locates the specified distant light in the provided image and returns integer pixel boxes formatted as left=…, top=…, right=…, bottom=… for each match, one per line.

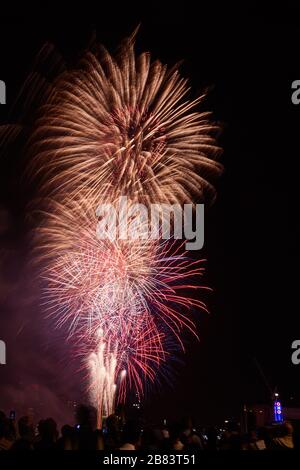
left=274, top=393, right=279, bottom=397
left=224, top=420, right=229, bottom=424
left=274, top=399, right=283, bottom=422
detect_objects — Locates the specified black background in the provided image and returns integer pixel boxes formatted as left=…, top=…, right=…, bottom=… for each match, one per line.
left=0, top=2, right=299, bottom=426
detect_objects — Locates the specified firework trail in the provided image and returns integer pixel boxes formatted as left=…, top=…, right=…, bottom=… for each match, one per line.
left=8, top=30, right=222, bottom=424
left=88, top=330, right=118, bottom=428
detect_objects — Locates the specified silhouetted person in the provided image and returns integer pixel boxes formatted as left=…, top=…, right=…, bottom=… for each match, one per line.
left=56, top=424, right=76, bottom=450
left=270, top=421, right=294, bottom=450
left=119, top=420, right=142, bottom=450
left=11, top=416, right=34, bottom=450
left=164, top=423, right=184, bottom=451
left=220, top=422, right=242, bottom=450
left=34, top=418, right=58, bottom=450
left=74, top=404, right=103, bottom=450
left=104, top=414, right=121, bottom=450
left=180, top=417, right=203, bottom=450
left=0, top=414, right=15, bottom=450
left=141, top=426, right=162, bottom=451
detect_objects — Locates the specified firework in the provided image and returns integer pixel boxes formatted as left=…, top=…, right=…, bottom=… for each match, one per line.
left=16, top=31, right=222, bottom=423
left=38, top=200, right=208, bottom=395
left=28, top=33, right=222, bottom=209
left=88, top=330, right=118, bottom=428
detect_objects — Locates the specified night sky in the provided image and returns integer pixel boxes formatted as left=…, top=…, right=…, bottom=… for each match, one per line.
left=0, top=3, right=299, bottom=426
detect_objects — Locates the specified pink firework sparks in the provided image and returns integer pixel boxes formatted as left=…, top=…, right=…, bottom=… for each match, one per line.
left=38, top=200, right=209, bottom=409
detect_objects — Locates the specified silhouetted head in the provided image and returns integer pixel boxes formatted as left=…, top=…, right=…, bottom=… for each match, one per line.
left=106, top=414, right=119, bottom=432
left=61, top=424, right=74, bottom=438
left=18, top=416, right=34, bottom=439
left=282, top=421, right=293, bottom=436
left=0, top=416, right=14, bottom=440
left=181, top=416, right=193, bottom=432
left=122, top=420, right=142, bottom=447
left=39, top=418, right=58, bottom=442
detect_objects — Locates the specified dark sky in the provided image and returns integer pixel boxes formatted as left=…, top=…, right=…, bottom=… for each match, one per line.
left=0, top=2, right=300, bottom=425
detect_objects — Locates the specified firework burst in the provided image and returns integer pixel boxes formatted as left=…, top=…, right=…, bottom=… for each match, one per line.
left=1, top=30, right=222, bottom=424
left=28, top=32, right=222, bottom=209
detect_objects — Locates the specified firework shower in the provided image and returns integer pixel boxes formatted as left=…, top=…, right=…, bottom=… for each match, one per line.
left=0, top=30, right=222, bottom=427
left=31, top=31, right=222, bottom=425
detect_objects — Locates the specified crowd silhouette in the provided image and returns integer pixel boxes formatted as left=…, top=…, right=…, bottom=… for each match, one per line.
left=0, top=405, right=298, bottom=451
